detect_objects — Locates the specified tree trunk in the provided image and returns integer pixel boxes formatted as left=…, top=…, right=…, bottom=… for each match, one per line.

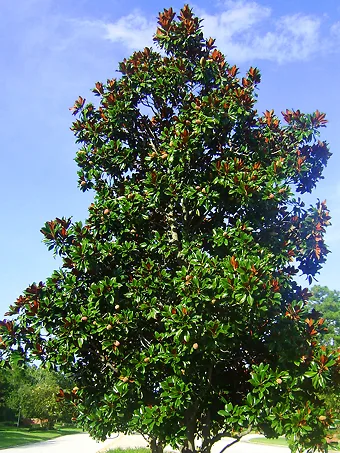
left=48, top=418, right=55, bottom=430
left=181, top=405, right=197, bottom=453
left=181, top=438, right=195, bottom=453
left=150, top=438, right=164, bottom=453
left=16, top=405, right=21, bottom=428
left=201, top=409, right=211, bottom=453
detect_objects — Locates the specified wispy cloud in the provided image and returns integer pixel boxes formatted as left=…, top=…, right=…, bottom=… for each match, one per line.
left=93, top=1, right=340, bottom=64
left=330, top=21, right=340, bottom=38
left=201, top=0, right=271, bottom=37
left=104, top=9, right=155, bottom=50
left=195, top=1, right=327, bottom=63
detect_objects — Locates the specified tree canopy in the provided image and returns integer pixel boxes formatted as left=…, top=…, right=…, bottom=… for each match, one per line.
left=1, top=5, right=339, bottom=453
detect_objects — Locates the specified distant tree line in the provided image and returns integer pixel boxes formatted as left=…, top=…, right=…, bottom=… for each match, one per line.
left=308, top=286, right=340, bottom=347
left=306, top=286, right=340, bottom=421
left=0, top=366, right=75, bottom=428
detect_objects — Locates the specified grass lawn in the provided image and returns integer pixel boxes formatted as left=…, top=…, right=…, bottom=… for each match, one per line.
left=0, top=425, right=83, bottom=450
left=250, top=436, right=339, bottom=451
left=250, top=436, right=288, bottom=447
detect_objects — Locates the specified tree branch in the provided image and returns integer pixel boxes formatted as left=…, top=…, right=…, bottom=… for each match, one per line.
left=167, top=208, right=179, bottom=244
left=140, top=115, right=159, bottom=153
left=210, top=425, right=253, bottom=450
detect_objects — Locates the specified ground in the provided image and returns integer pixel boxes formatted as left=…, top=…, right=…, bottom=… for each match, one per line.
left=0, top=433, right=309, bottom=453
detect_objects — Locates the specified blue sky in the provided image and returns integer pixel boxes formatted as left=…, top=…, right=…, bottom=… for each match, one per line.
left=1, top=0, right=340, bottom=316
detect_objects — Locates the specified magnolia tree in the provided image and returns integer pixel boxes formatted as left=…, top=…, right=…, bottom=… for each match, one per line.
left=1, top=5, right=339, bottom=453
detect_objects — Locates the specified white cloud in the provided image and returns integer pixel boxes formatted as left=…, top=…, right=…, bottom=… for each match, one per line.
left=103, top=9, right=155, bottom=50
left=11, top=1, right=335, bottom=65
left=200, top=2, right=325, bottom=63
left=208, top=0, right=271, bottom=36
left=94, top=1, right=340, bottom=64
left=330, top=21, right=340, bottom=38
left=65, top=9, right=155, bottom=53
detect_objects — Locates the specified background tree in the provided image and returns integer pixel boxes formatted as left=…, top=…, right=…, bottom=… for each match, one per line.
left=308, top=286, right=340, bottom=347
left=307, top=286, right=340, bottom=427
left=1, top=5, right=339, bottom=453
left=5, top=366, right=28, bottom=427
left=3, top=366, right=74, bottom=428
left=0, top=368, right=15, bottom=423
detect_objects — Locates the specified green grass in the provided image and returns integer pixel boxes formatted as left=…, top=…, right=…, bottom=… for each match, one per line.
left=250, top=436, right=288, bottom=447
left=0, top=425, right=83, bottom=450
left=250, top=436, right=339, bottom=451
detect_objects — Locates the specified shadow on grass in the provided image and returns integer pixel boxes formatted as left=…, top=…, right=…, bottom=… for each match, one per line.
left=250, top=436, right=339, bottom=452
left=0, top=426, right=83, bottom=450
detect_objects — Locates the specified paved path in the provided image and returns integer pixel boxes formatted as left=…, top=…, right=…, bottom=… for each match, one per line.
left=0, top=433, right=119, bottom=453
left=213, top=435, right=288, bottom=452
left=0, top=432, right=291, bottom=453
